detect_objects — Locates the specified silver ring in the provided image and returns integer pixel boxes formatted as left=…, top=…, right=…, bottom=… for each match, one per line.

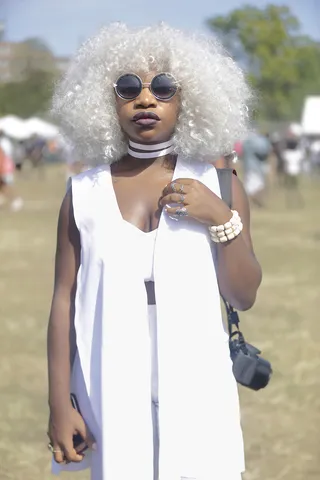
left=179, top=194, right=185, bottom=203
left=171, top=182, right=177, bottom=193
left=175, top=206, right=188, bottom=217
left=178, top=184, right=184, bottom=194
left=48, top=443, right=62, bottom=454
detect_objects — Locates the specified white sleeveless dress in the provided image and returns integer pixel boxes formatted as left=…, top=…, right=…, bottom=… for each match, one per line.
left=52, top=159, right=244, bottom=480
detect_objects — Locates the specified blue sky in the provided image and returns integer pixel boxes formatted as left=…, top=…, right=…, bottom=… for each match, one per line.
left=4, top=0, right=320, bottom=56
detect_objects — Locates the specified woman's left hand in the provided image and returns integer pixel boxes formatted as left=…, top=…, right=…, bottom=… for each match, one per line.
left=160, top=178, right=232, bottom=226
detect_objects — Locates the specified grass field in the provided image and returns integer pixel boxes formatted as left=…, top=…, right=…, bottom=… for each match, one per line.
left=0, top=164, right=319, bottom=480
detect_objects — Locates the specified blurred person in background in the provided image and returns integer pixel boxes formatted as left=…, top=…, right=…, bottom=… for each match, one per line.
left=242, top=131, right=271, bottom=207
left=309, top=137, right=320, bottom=175
left=26, top=134, right=47, bottom=176
left=0, top=130, right=24, bottom=211
left=282, top=124, right=305, bottom=208
left=12, top=140, right=26, bottom=172
left=47, top=23, right=262, bottom=480
left=269, top=132, right=285, bottom=186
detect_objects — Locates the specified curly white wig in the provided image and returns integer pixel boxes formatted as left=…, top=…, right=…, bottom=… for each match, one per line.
left=52, top=23, right=252, bottom=164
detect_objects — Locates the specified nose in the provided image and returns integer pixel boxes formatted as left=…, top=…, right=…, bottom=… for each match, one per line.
left=134, top=85, right=157, bottom=109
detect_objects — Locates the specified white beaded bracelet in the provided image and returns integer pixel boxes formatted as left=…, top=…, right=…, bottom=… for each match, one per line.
left=209, top=210, right=243, bottom=243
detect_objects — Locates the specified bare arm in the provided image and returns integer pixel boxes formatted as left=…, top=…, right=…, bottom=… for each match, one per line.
left=47, top=188, right=80, bottom=411
left=216, top=174, right=262, bottom=311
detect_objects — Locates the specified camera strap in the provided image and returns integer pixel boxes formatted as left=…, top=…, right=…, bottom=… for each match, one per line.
left=217, top=168, right=272, bottom=390
left=222, top=297, right=241, bottom=337
left=216, top=168, right=242, bottom=339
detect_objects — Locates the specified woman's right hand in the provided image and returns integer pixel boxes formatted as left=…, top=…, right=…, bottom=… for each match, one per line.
left=48, top=404, right=96, bottom=464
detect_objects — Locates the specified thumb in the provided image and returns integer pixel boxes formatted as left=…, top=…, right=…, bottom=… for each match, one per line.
left=76, top=420, right=96, bottom=450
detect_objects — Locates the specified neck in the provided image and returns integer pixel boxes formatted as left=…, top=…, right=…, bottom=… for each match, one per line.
left=127, top=139, right=174, bottom=159
left=114, top=153, right=175, bottom=174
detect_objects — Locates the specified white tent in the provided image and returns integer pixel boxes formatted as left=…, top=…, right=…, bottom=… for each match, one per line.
left=24, top=117, right=60, bottom=139
left=301, top=96, right=320, bottom=136
left=0, top=115, right=31, bottom=140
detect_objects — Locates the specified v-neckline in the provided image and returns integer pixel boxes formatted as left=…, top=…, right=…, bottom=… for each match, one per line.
left=108, top=158, right=178, bottom=234
left=124, top=219, right=158, bottom=236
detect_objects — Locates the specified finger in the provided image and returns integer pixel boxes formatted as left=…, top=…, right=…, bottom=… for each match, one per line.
left=165, top=205, right=189, bottom=217
left=75, top=441, right=88, bottom=454
left=160, top=193, right=187, bottom=207
left=163, top=181, right=191, bottom=195
left=76, top=422, right=97, bottom=450
left=52, top=446, right=66, bottom=465
left=63, top=440, right=85, bottom=463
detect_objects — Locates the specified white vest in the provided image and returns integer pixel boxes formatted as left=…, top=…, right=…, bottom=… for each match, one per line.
left=52, top=157, right=245, bottom=479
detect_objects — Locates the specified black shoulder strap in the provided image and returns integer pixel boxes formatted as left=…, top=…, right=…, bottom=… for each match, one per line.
left=216, top=168, right=240, bottom=333
left=216, top=168, right=233, bottom=209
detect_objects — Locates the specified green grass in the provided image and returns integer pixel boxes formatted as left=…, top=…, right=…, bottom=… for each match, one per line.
left=0, top=165, right=319, bottom=480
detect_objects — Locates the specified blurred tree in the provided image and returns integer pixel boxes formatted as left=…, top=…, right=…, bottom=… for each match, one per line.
left=0, top=69, right=55, bottom=117
left=9, top=37, right=58, bottom=81
left=0, top=36, right=59, bottom=117
left=207, top=4, right=320, bottom=121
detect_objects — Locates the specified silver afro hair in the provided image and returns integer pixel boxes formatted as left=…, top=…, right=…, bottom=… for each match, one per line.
left=52, top=23, right=252, bottom=164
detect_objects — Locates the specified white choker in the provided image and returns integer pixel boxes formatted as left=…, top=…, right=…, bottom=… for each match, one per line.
left=128, top=139, right=174, bottom=159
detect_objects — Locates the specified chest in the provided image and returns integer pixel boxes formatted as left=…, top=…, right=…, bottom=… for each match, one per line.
left=112, top=167, right=173, bottom=232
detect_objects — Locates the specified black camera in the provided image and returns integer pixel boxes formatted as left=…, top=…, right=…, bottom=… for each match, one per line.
left=225, top=302, right=272, bottom=391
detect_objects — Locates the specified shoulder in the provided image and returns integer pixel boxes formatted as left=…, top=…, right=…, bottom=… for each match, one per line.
left=72, top=164, right=108, bottom=183
left=67, top=165, right=110, bottom=230
left=231, top=169, right=247, bottom=200
left=69, top=165, right=109, bottom=194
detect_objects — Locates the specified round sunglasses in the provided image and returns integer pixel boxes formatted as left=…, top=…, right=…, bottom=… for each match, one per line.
left=113, top=73, right=179, bottom=101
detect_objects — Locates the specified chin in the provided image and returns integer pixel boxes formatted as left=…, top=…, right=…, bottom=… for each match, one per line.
left=130, top=129, right=170, bottom=145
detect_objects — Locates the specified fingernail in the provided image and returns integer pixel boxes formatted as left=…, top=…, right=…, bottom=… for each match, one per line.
left=92, top=443, right=97, bottom=451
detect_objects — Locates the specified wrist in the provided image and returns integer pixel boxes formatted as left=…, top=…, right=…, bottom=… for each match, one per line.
left=49, top=402, right=73, bottom=418
left=207, top=204, right=232, bottom=227
left=209, top=210, right=243, bottom=243
left=48, top=392, right=71, bottom=411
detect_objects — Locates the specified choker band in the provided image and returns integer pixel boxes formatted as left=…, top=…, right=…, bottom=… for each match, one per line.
left=128, top=139, right=174, bottom=159
left=128, top=145, right=174, bottom=159
left=129, top=139, right=173, bottom=151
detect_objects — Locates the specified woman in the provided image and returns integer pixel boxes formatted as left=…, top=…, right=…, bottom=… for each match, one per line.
left=47, top=23, right=262, bottom=480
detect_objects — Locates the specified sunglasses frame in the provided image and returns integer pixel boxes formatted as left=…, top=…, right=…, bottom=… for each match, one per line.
left=113, top=72, right=179, bottom=101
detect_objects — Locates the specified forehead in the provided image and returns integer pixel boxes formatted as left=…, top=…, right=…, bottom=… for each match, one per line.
left=115, top=54, right=171, bottom=79
left=117, top=72, right=177, bottom=84
left=135, top=71, right=162, bottom=82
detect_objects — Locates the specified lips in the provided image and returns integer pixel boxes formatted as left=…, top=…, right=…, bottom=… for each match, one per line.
left=132, top=112, right=160, bottom=126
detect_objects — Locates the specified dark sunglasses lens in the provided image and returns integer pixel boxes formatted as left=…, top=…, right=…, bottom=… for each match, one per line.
left=152, top=74, right=177, bottom=99
left=116, top=74, right=141, bottom=99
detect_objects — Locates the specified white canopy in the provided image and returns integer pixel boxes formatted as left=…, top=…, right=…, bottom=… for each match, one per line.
left=301, top=96, right=320, bottom=136
left=0, top=115, right=60, bottom=140
left=0, top=115, right=31, bottom=140
left=24, top=117, right=60, bottom=139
